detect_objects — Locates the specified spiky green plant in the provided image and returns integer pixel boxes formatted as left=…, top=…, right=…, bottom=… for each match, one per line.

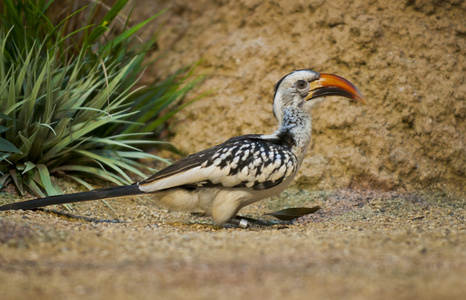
left=0, top=31, right=159, bottom=196
left=0, top=0, right=202, bottom=197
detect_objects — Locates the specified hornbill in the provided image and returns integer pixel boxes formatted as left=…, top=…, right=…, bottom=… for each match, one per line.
left=0, top=70, right=365, bottom=226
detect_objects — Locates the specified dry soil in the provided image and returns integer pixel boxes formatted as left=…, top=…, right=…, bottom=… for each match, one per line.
left=0, top=188, right=465, bottom=300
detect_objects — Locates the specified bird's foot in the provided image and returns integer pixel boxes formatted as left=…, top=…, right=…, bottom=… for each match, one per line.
left=224, top=216, right=290, bottom=229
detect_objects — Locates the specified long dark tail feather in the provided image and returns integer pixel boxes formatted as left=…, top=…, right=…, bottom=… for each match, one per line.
left=0, top=184, right=144, bottom=211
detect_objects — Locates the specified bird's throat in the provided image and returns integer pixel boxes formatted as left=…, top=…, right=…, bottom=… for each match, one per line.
left=277, top=107, right=313, bottom=162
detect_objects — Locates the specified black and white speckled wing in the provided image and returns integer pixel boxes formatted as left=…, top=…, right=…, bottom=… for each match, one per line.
left=138, top=134, right=298, bottom=193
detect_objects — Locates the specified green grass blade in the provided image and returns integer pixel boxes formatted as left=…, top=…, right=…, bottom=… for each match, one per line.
left=64, top=174, right=94, bottom=191
left=87, top=25, right=108, bottom=44
left=101, top=0, right=129, bottom=26
left=23, top=173, right=45, bottom=198
left=17, top=58, right=48, bottom=128
left=22, top=161, right=36, bottom=174
left=99, top=8, right=167, bottom=55
left=115, top=150, right=172, bottom=167
left=73, top=149, right=132, bottom=183
left=52, top=165, right=126, bottom=186
left=2, top=0, right=22, bottom=27
left=36, top=163, right=61, bottom=195
left=0, top=137, right=21, bottom=153
left=9, top=169, right=24, bottom=195
left=0, top=174, right=10, bottom=189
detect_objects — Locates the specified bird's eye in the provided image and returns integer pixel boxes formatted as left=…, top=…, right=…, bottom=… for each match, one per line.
left=296, top=80, right=309, bottom=91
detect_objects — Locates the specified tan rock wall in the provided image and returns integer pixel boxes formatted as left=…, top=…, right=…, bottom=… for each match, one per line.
left=134, top=0, right=465, bottom=194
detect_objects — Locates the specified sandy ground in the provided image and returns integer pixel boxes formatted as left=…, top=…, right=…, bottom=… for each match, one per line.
left=1, top=188, right=464, bottom=300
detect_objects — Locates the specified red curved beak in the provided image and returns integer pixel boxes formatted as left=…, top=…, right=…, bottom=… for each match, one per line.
left=305, top=73, right=365, bottom=104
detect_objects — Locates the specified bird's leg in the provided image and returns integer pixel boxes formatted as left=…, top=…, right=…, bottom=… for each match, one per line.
left=225, top=217, right=250, bottom=229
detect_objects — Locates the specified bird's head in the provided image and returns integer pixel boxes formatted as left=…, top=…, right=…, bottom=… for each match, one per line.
left=272, top=69, right=365, bottom=122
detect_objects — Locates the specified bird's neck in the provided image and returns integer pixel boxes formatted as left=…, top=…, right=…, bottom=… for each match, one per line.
left=276, top=106, right=312, bottom=163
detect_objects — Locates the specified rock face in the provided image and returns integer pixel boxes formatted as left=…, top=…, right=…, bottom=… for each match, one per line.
left=134, top=0, right=465, bottom=194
